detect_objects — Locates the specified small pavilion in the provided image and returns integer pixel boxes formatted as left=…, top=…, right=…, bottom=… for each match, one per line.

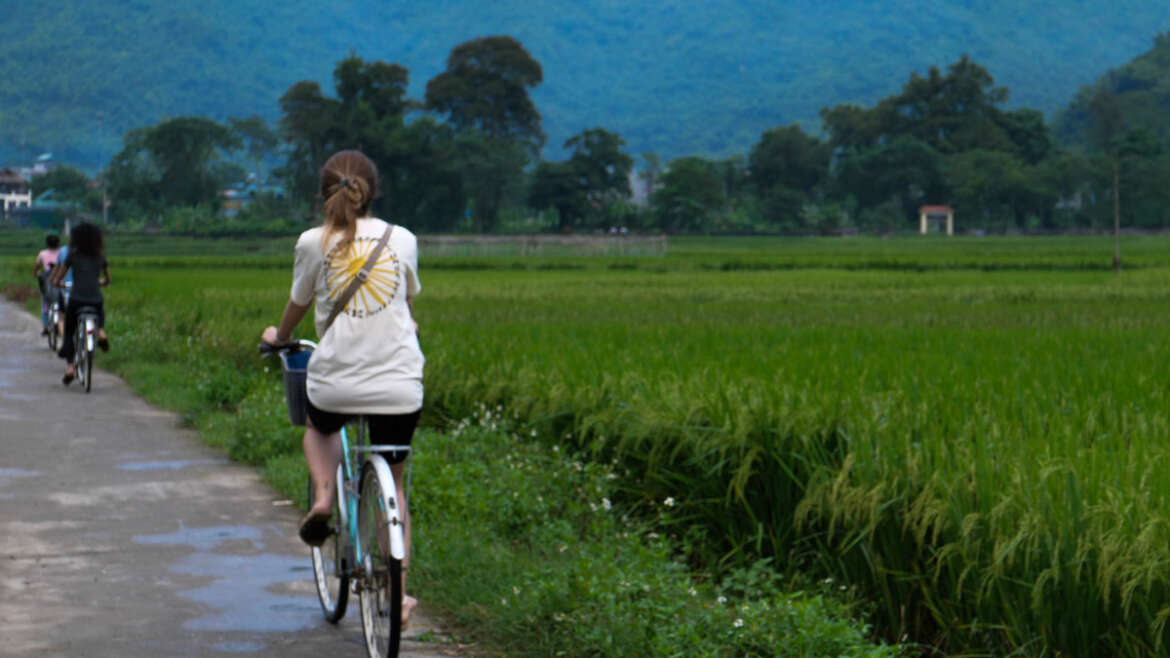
left=918, top=205, right=954, bottom=236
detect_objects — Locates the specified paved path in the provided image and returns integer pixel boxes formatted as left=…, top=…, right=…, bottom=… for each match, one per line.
left=0, top=301, right=457, bottom=657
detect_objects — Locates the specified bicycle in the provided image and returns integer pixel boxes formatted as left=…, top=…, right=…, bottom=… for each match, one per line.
left=43, top=280, right=62, bottom=352
left=71, top=299, right=100, bottom=394
left=260, top=339, right=410, bottom=658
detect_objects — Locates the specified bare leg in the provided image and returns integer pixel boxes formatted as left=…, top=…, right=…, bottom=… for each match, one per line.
left=390, top=459, right=416, bottom=627
left=304, top=425, right=341, bottom=517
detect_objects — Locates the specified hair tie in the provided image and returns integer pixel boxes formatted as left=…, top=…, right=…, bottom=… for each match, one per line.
left=339, top=177, right=351, bottom=188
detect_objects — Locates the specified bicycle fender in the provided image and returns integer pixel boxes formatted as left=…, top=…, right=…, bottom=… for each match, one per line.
left=365, top=454, right=407, bottom=560
left=335, top=464, right=348, bottom=528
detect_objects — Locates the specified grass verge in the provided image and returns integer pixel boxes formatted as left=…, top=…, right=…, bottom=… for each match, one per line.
left=0, top=253, right=902, bottom=657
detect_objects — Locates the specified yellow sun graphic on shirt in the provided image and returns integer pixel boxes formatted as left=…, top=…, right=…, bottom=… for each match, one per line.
left=324, top=236, right=400, bottom=319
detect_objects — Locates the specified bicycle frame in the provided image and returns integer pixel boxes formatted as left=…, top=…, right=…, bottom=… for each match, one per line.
left=337, top=421, right=411, bottom=575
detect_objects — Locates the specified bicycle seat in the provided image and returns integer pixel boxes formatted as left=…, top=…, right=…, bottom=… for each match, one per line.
left=76, top=305, right=100, bottom=316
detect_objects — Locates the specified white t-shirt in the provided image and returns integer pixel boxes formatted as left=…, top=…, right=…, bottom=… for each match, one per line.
left=290, top=217, right=424, bottom=415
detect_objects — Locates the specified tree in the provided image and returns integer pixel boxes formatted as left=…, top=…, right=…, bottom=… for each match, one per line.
left=106, top=128, right=161, bottom=218
left=529, top=160, right=587, bottom=230
left=749, top=125, right=831, bottom=203
left=999, top=109, right=1052, bottom=165
left=277, top=56, right=414, bottom=211
left=31, top=165, right=95, bottom=210
left=424, top=36, right=545, bottom=152
left=528, top=128, right=635, bottom=231
left=653, top=157, right=725, bottom=233
left=277, top=80, right=339, bottom=202
left=423, top=37, right=544, bottom=232
left=822, top=56, right=1044, bottom=160
left=565, top=128, right=634, bottom=205
left=834, top=136, right=945, bottom=225
left=384, top=117, right=466, bottom=232
left=229, top=115, right=280, bottom=182
left=453, top=133, right=528, bottom=233
left=106, top=117, right=240, bottom=218
left=140, top=117, right=241, bottom=208
left=943, top=149, right=1037, bottom=230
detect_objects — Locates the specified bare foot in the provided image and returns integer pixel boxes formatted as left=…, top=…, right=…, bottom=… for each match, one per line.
left=402, top=595, right=418, bottom=629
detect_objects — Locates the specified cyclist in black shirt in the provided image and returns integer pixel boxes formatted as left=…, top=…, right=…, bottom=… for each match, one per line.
left=50, top=222, right=111, bottom=385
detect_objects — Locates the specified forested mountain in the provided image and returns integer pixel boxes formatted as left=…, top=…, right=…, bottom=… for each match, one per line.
left=4, top=0, right=1170, bottom=170
left=1054, top=33, right=1170, bottom=148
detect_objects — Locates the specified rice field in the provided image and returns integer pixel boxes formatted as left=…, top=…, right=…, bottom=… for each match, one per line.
left=4, top=231, right=1170, bottom=656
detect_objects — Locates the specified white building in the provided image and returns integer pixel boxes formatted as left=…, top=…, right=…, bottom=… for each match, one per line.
left=0, top=168, right=31, bottom=214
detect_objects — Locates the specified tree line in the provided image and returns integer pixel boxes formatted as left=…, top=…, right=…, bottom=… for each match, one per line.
left=37, top=35, right=1170, bottom=236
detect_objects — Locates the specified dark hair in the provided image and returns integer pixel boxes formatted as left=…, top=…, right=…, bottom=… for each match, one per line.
left=319, top=150, right=380, bottom=250
left=45, top=233, right=60, bottom=249
left=70, top=222, right=105, bottom=259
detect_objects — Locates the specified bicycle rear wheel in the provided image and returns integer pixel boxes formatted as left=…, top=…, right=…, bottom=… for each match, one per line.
left=358, top=461, right=403, bottom=658
left=81, top=317, right=95, bottom=393
left=73, top=320, right=88, bottom=392
left=307, top=471, right=349, bottom=622
left=83, top=346, right=93, bottom=393
left=46, top=307, right=58, bottom=352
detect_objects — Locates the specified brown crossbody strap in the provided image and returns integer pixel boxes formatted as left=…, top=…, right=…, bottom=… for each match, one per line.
left=323, top=224, right=394, bottom=333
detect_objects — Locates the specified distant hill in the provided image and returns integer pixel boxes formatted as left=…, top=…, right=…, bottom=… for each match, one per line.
left=1053, top=33, right=1170, bottom=148
left=4, top=0, right=1170, bottom=171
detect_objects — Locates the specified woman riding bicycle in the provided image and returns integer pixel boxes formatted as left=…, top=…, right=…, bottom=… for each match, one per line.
left=260, top=150, right=423, bottom=627
left=50, top=222, right=111, bottom=385
left=33, top=232, right=60, bottom=335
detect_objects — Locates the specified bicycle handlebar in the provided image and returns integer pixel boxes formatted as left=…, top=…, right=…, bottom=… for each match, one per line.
left=257, top=338, right=318, bottom=357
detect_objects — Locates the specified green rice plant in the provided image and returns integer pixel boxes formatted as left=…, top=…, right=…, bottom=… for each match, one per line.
left=7, top=232, right=1170, bottom=655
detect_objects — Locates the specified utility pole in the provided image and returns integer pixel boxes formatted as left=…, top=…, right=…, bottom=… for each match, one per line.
left=1112, top=157, right=1120, bottom=273
left=98, top=111, right=109, bottom=224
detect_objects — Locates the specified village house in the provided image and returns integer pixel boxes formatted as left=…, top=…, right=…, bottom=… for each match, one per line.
left=0, top=167, right=32, bottom=215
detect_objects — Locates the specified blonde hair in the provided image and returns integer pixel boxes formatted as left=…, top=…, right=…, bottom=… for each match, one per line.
left=319, top=150, right=380, bottom=250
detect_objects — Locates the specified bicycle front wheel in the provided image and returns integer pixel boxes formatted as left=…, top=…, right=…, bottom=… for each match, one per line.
left=83, top=346, right=93, bottom=393
left=46, top=311, right=58, bottom=351
left=308, top=472, right=349, bottom=622
left=73, top=325, right=88, bottom=392
left=358, top=461, right=403, bottom=658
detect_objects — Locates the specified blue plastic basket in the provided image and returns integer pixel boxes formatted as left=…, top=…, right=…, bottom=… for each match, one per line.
left=280, top=349, right=313, bottom=426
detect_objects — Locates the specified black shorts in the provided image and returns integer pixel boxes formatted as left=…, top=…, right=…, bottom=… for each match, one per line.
left=306, top=398, right=420, bottom=463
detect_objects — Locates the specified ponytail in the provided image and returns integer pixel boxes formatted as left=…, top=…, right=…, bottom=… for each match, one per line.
left=318, top=150, right=380, bottom=251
